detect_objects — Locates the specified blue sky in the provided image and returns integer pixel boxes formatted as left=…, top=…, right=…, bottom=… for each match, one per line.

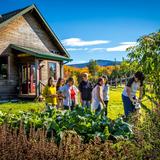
left=0, top=0, right=160, bottom=64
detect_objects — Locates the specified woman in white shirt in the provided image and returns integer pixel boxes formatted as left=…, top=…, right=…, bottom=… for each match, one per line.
left=59, top=77, right=79, bottom=110
left=91, top=77, right=105, bottom=113
left=122, top=71, right=145, bottom=116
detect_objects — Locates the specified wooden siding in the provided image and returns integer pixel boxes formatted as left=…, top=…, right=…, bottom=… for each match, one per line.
left=0, top=50, right=19, bottom=98
left=0, top=13, right=59, bottom=54
left=0, top=12, right=63, bottom=98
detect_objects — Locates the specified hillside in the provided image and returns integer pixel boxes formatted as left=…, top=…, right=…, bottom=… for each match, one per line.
left=68, top=60, right=121, bottom=68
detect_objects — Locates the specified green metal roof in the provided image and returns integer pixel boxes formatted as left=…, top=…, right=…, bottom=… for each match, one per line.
left=10, top=44, right=72, bottom=62
left=0, top=4, right=70, bottom=58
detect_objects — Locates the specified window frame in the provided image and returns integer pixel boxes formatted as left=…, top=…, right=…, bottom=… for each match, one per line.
left=0, top=56, right=8, bottom=80
left=48, top=61, right=57, bottom=80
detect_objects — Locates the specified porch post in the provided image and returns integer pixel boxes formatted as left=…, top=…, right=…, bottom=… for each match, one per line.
left=8, top=56, right=11, bottom=80
left=35, top=59, right=40, bottom=97
left=19, top=65, right=22, bottom=95
left=60, top=61, right=64, bottom=78
left=26, top=63, right=29, bottom=94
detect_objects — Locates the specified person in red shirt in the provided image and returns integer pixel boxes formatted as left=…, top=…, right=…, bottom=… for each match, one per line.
left=60, top=77, right=79, bottom=110
left=68, top=78, right=79, bottom=110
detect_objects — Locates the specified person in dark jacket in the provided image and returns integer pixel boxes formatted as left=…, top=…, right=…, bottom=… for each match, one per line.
left=79, top=73, right=93, bottom=108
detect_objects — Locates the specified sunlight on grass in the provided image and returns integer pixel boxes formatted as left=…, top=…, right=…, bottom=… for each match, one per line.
left=108, top=87, right=124, bottom=119
left=0, top=86, right=155, bottom=119
left=0, top=102, right=45, bottom=113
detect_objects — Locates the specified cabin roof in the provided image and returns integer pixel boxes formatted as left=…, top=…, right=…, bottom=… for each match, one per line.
left=0, top=6, right=29, bottom=23
left=10, top=44, right=72, bottom=62
left=0, top=4, right=71, bottom=59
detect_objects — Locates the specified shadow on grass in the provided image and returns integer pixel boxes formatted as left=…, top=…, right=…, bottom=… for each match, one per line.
left=141, top=103, right=152, bottom=114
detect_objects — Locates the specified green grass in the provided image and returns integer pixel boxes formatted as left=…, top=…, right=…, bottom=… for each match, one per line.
left=0, top=101, right=45, bottom=113
left=108, top=87, right=124, bottom=119
left=108, top=86, right=154, bottom=119
left=0, top=86, right=154, bottom=119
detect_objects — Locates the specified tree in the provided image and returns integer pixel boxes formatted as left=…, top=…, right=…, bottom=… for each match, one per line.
left=87, top=60, right=98, bottom=76
left=127, top=30, right=160, bottom=103
left=119, top=60, right=138, bottom=77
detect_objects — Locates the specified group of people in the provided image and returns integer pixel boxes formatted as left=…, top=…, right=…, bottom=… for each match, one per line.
left=42, top=73, right=109, bottom=115
left=43, top=71, right=145, bottom=117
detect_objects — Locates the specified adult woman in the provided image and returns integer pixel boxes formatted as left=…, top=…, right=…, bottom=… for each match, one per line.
left=102, top=75, right=110, bottom=116
left=122, top=71, right=145, bottom=116
left=43, top=77, right=58, bottom=110
left=91, top=77, right=105, bottom=113
left=59, top=77, right=79, bottom=110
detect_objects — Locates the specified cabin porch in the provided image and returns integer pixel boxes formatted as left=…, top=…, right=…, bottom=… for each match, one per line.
left=0, top=44, right=72, bottom=99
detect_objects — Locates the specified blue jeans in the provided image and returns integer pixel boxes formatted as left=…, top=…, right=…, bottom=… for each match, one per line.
left=82, top=100, right=91, bottom=108
left=95, top=104, right=103, bottom=114
left=122, top=95, right=135, bottom=116
left=104, top=100, right=108, bottom=116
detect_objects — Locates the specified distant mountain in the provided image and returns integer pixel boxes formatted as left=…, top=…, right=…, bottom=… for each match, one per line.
left=68, top=60, right=121, bottom=68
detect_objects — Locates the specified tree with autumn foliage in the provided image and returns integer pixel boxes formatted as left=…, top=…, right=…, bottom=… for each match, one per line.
left=64, top=65, right=90, bottom=84
left=87, top=60, right=99, bottom=76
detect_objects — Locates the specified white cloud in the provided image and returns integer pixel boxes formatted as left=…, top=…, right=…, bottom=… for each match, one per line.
left=106, top=45, right=131, bottom=52
left=120, top=42, right=137, bottom=45
left=62, top=38, right=110, bottom=47
left=65, top=41, right=137, bottom=53
left=66, top=47, right=89, bottom=51
left=89, top=48, right=106, bottom=52
left=106, top=42, right=137, bottom=52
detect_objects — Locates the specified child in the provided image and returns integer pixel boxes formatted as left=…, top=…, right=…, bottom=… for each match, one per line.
left=43, top=77, right=58, bottom=110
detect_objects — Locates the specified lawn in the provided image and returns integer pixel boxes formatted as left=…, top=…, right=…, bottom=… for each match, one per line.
left=0, top=101, right=45, bottom=113
left=0, top=86, right=153, bottom=119
left=108, top=87, right=124, bottom=119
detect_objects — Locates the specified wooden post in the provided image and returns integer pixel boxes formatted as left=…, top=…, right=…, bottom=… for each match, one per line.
left=35, top=59, right=40, bottom=97
left=60, top=61, right=63, bottom=78
left=8, top=56, right=11, bottom=80
left=19, top=65, right=22, bottom=95
left=30, top=65, right=34, bottom=93
left=26, top=63, right=29, bottom=94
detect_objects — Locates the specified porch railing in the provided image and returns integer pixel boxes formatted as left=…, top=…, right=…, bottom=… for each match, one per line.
left=39, top=80, right=46, bottom=95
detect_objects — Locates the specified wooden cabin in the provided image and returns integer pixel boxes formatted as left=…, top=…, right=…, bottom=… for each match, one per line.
left=0, top=4, right=72, bottom=99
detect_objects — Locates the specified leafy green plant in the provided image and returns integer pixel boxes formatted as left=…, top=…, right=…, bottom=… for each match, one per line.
left=0, top=107, right=133, bottom=144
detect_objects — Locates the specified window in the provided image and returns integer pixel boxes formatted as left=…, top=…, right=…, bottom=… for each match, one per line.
left=48, top=62, right=57, bottom=80
left=0, top=57, right=8, bottom=80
